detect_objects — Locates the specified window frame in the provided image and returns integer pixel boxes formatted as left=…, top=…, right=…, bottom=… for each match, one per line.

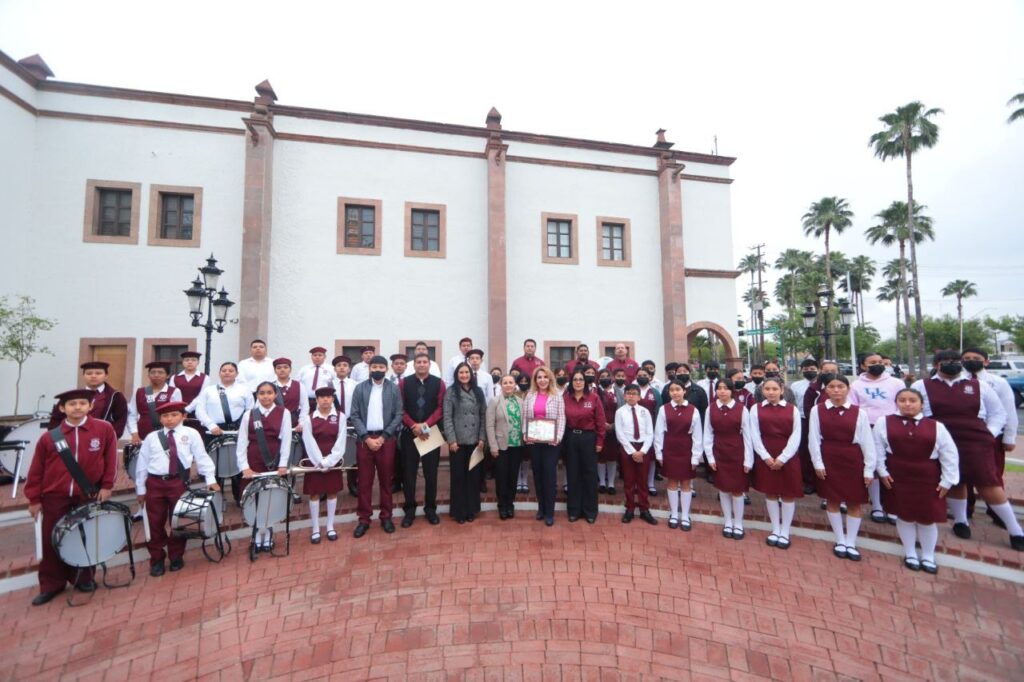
left=540, top=212, right=579, bottom=265
left=333, top=339, right=382, bottom=365
left=142, top=337, right=198, bottom=380
left=78, top=337, right=137, bottom=396
left=596, top=216, right=632, bottom=267
left=83, top=180, right=141, bottom=245
left=600, top=340, right=636, bottom=362
left=398, top=339, right=444, bottom=365
left=544, top=340, right=582, bottom=373
left=404, top=202, right=447, bottom=259
left=337, top=197, right=383, bottom=256
left=147, top=185, right=203, bottom=247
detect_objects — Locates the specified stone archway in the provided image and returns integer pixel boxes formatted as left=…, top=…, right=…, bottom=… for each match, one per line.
left=685, top=320, right=742, bottom=369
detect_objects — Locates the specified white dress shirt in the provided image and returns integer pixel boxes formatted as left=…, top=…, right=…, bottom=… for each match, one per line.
left=366, top=380, right=385, bottom=431
left=474, top=368, right=495, bottom=405
left=330, top=376, right=357, bottom=413
left=126, top=385, right=183, bottom=435
left=236, top=357, right=277, bottom=389
left=350, top=361, right=370, bottom=384
left=977, top=370, right=1019, bottom=445
left=874, top=413, right=960, bottom=490
left=703, top=399, right=754, bottom=469
left=297, top=362, right=334, bottom=399
left=748, top=400, right=802, bottom=463
left=910, top=373, right=1007, bottom=438
left=615, top=403, right=654, bottom=455
left=299, top=409, right=349, bottom=468
left=789, top=379, right=811, bottom=417
left=445, top=354, right=468, bottom=387
left=653, top=400, right=704, bottom=466
left=134, top=424, right=216, bottom=495
left=402, top=360, right=442, bottom=379
left=194, top=382, right=255, bottom=429
left=806, top=400, right=877, bottom=477
left=235, top=405, right=292, bottom=471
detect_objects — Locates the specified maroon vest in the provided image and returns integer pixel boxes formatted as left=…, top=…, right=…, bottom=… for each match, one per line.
left=172, top=373, right=206, bottom=404
left=816, top=403, right=860, bottom=446
left=756, top=402, right=795, bottom=457
left=710, top=402, right=744, bottom=454
left=275, top=381, right=302, bottom=421
left=246, top=405, right=285, bottom=471
left=884, top=414, right=937, bottom=463
left=638, top=388, right=658, bottom=421
left=923, top=377, right=990, bottom=442
left=736, top=388, right=753, bottom=410
left=310, top=412, right=341, bottom=455
left=662, top=402, right=696, bottom=454
left=135, top=386, right=175, bottom=439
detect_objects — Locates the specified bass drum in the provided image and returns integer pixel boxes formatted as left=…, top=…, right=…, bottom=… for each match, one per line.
left=208, top=433, right=240, bottom=479
left=240, top=476, right=292, bottom=527
left=289, top=432, right=305, bottom=467
left=52, top=501, right=132, bottom=568
left=172, top=488, right=223, bottom=540
left=0, top=417, right=45, bottom=481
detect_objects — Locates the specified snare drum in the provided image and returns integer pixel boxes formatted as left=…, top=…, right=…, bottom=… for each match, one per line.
left=343, top=426, right=357, bottom=469
left=209, top=433, right=240, bottom=479
left=290, top=432, right=305, bottom=467
left=171, top=488, right=223, bottom=539
left=0, top=417, right=45, bottom=480
left=122, top=443, right=140, bottom=481
left=240, top=476, right=292, bottom=527
left=52, top=501, right=132, bottom=568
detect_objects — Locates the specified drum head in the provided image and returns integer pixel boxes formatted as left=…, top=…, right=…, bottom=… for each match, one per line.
left=54, top=506, right=129, bottom=567
left=172, top=489, right=223, bottom=539
left=123, top=444, right=140, bottom=481
left=241, top=477, right=290, bottom=527
left=212, top=438, right=240, bottom=478
left=0, top=418, right=45, bottom=480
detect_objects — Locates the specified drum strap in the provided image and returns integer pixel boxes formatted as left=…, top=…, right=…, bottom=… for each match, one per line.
left=47, top=428, right=99, bottom=497
left=217, top=386, right=234, bottom=423
left=144, top=386, right=160, bottom=430
left=156, top=430, right=189, bottom=484
left=248, top=408, right=276, bottom=470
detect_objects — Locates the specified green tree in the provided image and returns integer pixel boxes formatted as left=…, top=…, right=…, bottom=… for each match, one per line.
left=738, top=253, right=767, bottom=359
left=0, top=296, right=56, bottom=413
left=773, top=249, right=814, bottom=315
left=1009, top=91, right=1024, bottom=124
left=801, top=197, right=854, bottom=359
left=921, top=315, right=990, bottom=355
left=940, top=279, right=978, bottom=351
left=869, top=101, right=943, bottom=375
left=984, top=315, right=1024, bottom=353
left=875, top=279, right=904, bottom=364
left=841, top=255, right=876, bottom=326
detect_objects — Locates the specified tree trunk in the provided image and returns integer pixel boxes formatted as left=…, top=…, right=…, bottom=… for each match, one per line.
left=957, top=295, right=964, bottom=352
left=895, top=299, right=902, bottom=365
left=14, top=361, right=22, bottom=414
left=824, top=226, right=837, bottom=359
left=905, top=146, right=927, bottom=375
left=898, top=241, right=914, bottom=374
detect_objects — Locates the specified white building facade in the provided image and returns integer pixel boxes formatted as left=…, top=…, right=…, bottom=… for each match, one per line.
left=0, top=51, right=740, bottom=414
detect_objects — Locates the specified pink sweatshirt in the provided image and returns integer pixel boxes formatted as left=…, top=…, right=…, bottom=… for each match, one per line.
left=849, top=374, right=906, bottom=425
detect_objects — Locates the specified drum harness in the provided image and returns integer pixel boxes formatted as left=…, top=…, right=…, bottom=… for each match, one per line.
left=247, top=408, right=292, bottom=562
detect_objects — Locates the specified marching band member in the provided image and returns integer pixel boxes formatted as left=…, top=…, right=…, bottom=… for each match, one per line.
left=330, top=355, right=359, bottom=497
left=400, top=353, right=446, bottom=526
left=236, top=382, right=291, bottom=553
left=271, top=357, right=309, bottom=426
left=46, top=361, right=128, bottom=436
left=808, top=375, right=876, bottom=561
left=749, top=378, right=803, bottom=550
left=615, top=383, right=656, bottom=525
left=654, top=380, right=703, bottom=530
left=237, top=339, right=276, bottom=389
left=170, top=351, right=210, bottom=430
left=875, top=388, right=960, bottom=573
left=704, top=380, right=754, bottom=539
left=26, top=389, right=117, bottom=606
left=401, top=341, right=442, bottom=378
left=127, top=361, right=182, bottom=445
left=134, top=401, right=218, bottom=576
left=194, top=362, right=254, bottom=503
left=445, top=337, right=474, bottom=386
left=350, top=346, right=376, bottom=384
left=299, top=387, right=348, bottom=543
left=297, top=346, right=334, bottom=406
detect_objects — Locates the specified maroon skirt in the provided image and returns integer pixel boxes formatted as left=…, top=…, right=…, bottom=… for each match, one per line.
left=881, top=456, right=946, bottom=524
left=753, top=456, right=803, bottom=498
left=712, top=446, right=749, bottom=495
left=600, top=433, right=620, bottom=463
left=815, top=441, right=869, bottom=505
left=661, top=450, right=696, bottom=480
left=302, top=469, right=344, bottom=496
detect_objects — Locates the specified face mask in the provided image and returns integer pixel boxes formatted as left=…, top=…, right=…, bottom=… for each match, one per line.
left=883, top=366, right=895, bottom=376
left=677, top=374, right=690, bottom=385
left=866, top=365, right=886, bottom=377
left=370, top=371, right=386, bottom=381
left=517, top=381, right=530, bottom=391
left=751, top=376, right=764, bottom=385
left=819, top=372, right=836, bottom=384
left=491, top=374, right=501, bottom=384
left=962, top=359, right=984, bottom=374
left=637, top=377, right=650, bottom=386
left=939, top=361, right=963, bottom=376
left=803, top=371, right=818, bottom=381
left=556, top=377, right=568, bottom=386
left=599, top=378, right=612, bottom=388
left=706, top=372, right=719, bottom=381
left=733, top=381, right=746, bottom=391
left=584, top=375, right=595, bottom=386
left=765, top=371, right=780, bottom=378
left=614, top=378, right=625, bottom=387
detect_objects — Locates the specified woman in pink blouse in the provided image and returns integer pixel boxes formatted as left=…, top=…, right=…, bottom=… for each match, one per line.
left=523, top=366, right=566, bottom=526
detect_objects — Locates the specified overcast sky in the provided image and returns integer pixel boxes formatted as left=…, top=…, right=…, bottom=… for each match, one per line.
left=2, top=0, right=1022, bottom=340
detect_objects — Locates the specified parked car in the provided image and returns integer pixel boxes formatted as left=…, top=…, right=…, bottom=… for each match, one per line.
left=986, top=358, right=1024, bottom=381
left=1006, top=375, right=1024, bottom=409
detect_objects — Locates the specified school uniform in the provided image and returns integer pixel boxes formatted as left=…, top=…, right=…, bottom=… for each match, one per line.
left=297, top=362, right=334, bottom=400
left=615, top=403, right=654, bottom=513
left=135, top=424, right=215, bottom=566
left=237, top=357, right=276, bottom=389
left=976, top=369, right=1019, bottom=485
left=234, top=404, right=292, bottom=483
left=350, top=361, right=371, bottom=384
left=46, top=383, right=128, bottom=437
left=273, top=380, right=309, bottom=462
left=749, top=400, right=803, bottom=498
left=797, top=379, right=829, bottom=490
left=562, top=390, right=606, bottom=520
left=807, top=401, right=876, bottom=505
left=654, top=399, right=703, bottom=525
left=171, top=371, right=210, bottom=407
left=299, top=409, right=347, bottom=496
left=703, top=399, right=754, bottom=494
left=127, top=385, right=182, bottom=440
left=735, top=387, right=754, bottom=410
left=194, top=383, right=254, bottom=433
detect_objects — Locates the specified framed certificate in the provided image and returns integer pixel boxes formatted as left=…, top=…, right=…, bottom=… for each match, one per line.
left=527, top=418, right=556, bottom=444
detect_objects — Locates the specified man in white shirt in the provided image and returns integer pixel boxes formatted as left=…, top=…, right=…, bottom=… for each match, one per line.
left=446, top=337, right=474, bottom=386
left=237, top=339, right=276, bottom=389
left=350, top=346, right=376, bottom=384
left=615, top=384, right=657, bottom=526
left=466, top=349, right=494, bottom=405
left=329, top=355, right=359, bottom=496
left=389, top=354, right=408, bottom=386
left=695, top=361, right=721, bottom=398
left=402, top=341, right=442, bottom=379
left=297, top=346, right=334, bottom=403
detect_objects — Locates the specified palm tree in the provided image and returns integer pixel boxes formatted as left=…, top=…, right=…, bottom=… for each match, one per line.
left=801, top=197, right=854, bottom=358
left=1009, top=92, right=1024, bottom=124
left=876, top=279, right=903, bottom=364
left=738, top=254, right=767, bottom=358
left=844, top=255, right=876, bottom=326
left=774, top=249, right=813, bottom=317
left=941, top=279, right=978, bottom=352
left=869, top=101, right=942, bottom=375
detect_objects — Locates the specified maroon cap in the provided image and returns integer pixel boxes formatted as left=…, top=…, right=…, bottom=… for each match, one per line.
left=332, top=355, right=352, bottom=366
left=361, top=345, right=375, bottom=353
left=156, top=401, right=188, bottom=414
left=80, top=361, right=109, bottom=372
left=309, top=346, right=327, bottom=354
left=180, top=351, right=201, bottom=359
left=390, top=353, right=408, bottom=362
left=314, top=386, right=336, bottom=397
left=273, top=357, right=292, bottom=367
left=55, top=389, right=95, bottom=404
left=467, top=349, right=484, bottom=358
left=145, top=361, right=172, bottom=372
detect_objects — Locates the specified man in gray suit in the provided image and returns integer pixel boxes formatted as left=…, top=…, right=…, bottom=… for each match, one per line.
left=349, top=355, right=404, bottom=537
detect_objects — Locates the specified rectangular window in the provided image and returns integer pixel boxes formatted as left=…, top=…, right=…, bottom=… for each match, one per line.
left=147, top=185, right=203, bottom=247
left=602, top=341, right=636, bottom=360
left=410, top=209, right=441, bottom=252
left=335, top=339, right=381, bottom=365
left=84, top=180, right=141, bottom=244
left=596, top=217, right=632, bottom=267
left=549, top=347, right=575, bottom=372
left=602, top=223, right=624, bottom=261
left=540, top=212, right=578, bottom=264
left=160, top=194, right=194, bottom=240
left=405, top=345, right=436, bottom=361
left=337, top=198, right=383, bottom=256
left=547, top=220, right=572, bottom=259
left=153, top=344, right=188, bottom=374
left=98, top=189, right=133, bottom=236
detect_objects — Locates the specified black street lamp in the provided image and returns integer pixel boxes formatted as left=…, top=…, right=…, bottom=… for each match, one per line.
left=184, top=254, right=234, bottom=375
left=801, top=288, right=854, bottom=360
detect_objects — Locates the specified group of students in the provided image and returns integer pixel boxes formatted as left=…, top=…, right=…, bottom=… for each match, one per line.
left=21, top=336, right=1021, bottom=606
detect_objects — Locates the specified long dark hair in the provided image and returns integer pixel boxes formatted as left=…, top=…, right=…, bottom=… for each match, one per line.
left=453, top=361, right=485, bottom=403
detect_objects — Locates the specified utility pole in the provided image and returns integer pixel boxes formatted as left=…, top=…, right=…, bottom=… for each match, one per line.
left=846, top=270, right=857, bottom=369
left=752, top=244, right=766, bottom=361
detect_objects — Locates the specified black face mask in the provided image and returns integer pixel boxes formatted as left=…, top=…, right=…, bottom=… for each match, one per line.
left=491, top=373, right=501, bottom=384
left=819, top=372, right=836, bottom=385
left=584, top=375, right=595, bottom=386
left=599, top=378, right=612, bottom=388
left=706, top=372, right=719, bottom=381
left=751, top=376, right=764, bottom=385
left=765, top=371, right=780, bottom=378
left=614, top=378, right=626, bottom=387
left=939, top=361, right=963, bottom=376
left=677, top=374, right=691, bottom=385
left=556, top=377, right=568, bottom=386
left=733, top=381, right=746, bottom=391
left=637, top=377, right=650, bottom=386
left=517, top=381, right=530, bottom=391
left=962, top=359, right=985, bottom=374
left=803, top=371, right=818, bottom=381
left=370, top=371, right=386, bottom=381
left=866, top=365, right=886, bottom=377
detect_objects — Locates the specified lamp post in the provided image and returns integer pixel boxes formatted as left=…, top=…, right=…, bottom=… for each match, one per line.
left=801, top=286, right=854, bottom=363
left=184, top=254, right=234, bottom=375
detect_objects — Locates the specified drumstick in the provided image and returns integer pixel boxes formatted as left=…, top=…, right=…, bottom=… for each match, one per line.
left=141, top=503, right=151, bottom=542
left=34, top=514, right=42, bottom=561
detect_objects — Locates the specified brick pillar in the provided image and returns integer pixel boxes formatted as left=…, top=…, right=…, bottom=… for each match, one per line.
left=238, top=81, right=277, bottom=356
left=657, top=149, right=689, bottom=364
left=485, top=108, right=509, bottom=369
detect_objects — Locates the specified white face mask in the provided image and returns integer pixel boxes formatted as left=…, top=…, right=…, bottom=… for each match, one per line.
left=883, top=366, right=895, bottom=376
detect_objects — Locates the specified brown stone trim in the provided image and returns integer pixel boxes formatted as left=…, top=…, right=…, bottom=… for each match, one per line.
left=506, top=155, right=657, bottom=177
left=684, top=268, right=741, bottom=279
left=147, top=185, right=203, bottom=248
left=599, top=341, right=636, bottom=362
left=238, top=117, right=275, bottom=356
left=336, top=198, right=383, bottom=256
left=0, top=84, right=37, bottom=115
left=540, top=212, right=579, bottom=265
left=78, top=337, right=136, bottom=396
left=0, top=50, right=39, bottom=87
left=658, top=155, right=689, bottom=363
left=681, top=173, right=734, bottom=185
left=83, top=179, right=142, bottom=245
left=334, top=339, right=383, bottom=360
left=486, top=139, right=508, bottom=370
left=543, top=341, right=582, bottom=372
left=37, top=80, right=251, bottom=112
left=38, top=110, right=244, bottom=136
left=595, top=217, right=633, bottom=268
left=685, top=322, right=740, bottom=366
left=140, top=337, right=198, bottom=382
left=404, top=202, right=447, bottom=259
left=276, top=131, right=485, bottom=160
left=397, top=340, right=445, bottom=365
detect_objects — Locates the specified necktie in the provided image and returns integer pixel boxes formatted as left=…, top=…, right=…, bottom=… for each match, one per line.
left=167, top=429, right=179, bottom=476
left=631, top=406, right=640, bottom=440
left=339, top=383, right=346, bottom=413
left=312, top=366, right=320, bottom=391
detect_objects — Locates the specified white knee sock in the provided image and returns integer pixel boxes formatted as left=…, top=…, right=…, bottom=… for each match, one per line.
left=719, top=491, right=733, bottom=527
left=647, top=463, right=656, bottom=489
left=766, top=499, right=781, bottom=535
left=989, top=501, right=1024, bottom=536
left=257, top=528, right=268, bottom=544
left=309, top=499, right=321, bottom=533
left=667, top=488, right=680, bottom=521
left=680, top=490, right=693, bottom=522
left=326, top=498, right=337, bottom=530
left=732, top=495, right=745, bottom=531
left=607, top=462, right=617, bottom=486
left=896, top=519, right=918, bottom=558
left=827, top=511, right=846, bottom=546
left=597, top=463, right=606, bottom=487
left=780, top=501, right=796, bottom=538
left=845, top=516, right=862, bottom=549
left=918, top=523, right=939, bottom=562
left=868, top=479, right=882, bottom=512
left=947, top=497, right=968, bottom=525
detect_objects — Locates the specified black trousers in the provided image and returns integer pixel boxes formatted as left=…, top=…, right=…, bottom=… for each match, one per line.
left=400, top=431, right=440, bottom=515
left=530, top=443, right=560, bottom=519
left=449, top=443, right=481, bottom=521
left=564, top=430, right=598, bottom=519
left=495, top=446, right=523, bottom=513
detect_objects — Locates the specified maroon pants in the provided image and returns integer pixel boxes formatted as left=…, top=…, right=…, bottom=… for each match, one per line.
left=39, top=495, right=94, bottom=594
left=620, top=445, right=652, bottom=513
left=145, top=476, right=188, bottom=566
left=356, top=438, right=396, bottom=524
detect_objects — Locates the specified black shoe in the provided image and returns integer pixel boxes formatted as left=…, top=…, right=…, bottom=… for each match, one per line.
left=499, top=511, right=509, bottom=520
left=622, top=510, right=634, bottom=523
left=466, top=514, right=476, bottom=522
left=426, top=510, right=440, bottom=525
left=169, top=558, right=184, bottom=572
left=920, top=560, right=939, bottom=574
left=75, top=580, right=97, bottom=592
left=639, top=510, right=657, bottom=526
left=401, top=516, right=414, bottom=528
left=350, top=486, right=359, bottom=497
left=545, top=517, right=554, bottom=526
left=536, top=511, right=545, bottom=521
left=648, top=488, right=659, bottom=497
left=31, top=590, right=62, bottom=606
left=382, top=519, right=395, bottom=533
left=952, top=522, right=971, bottom=539
left=1011, top=535, right=1024, bottom=551
left=354, top=523, right=369, bottom=538
left=803, top=485, right=816, bottom=496
left=903, top=557, right=921, bottom=571
left=392, top=482, right=402, bottom=494
left=654, top=472, right=664, bottom=481
left=743, top=494, right=751, bottom=506
left=586, top=517, right=596, bottom=524
left=310, top=532, right=322, bottom=544
left=607, top=487, right=617, bottom=495
left=987, top=507, right=1007, bottom=529
left=599, top=485, right=607, bottom=494
left=507, top=509, right=515, bottom=519
left=150, top=562, right=166, bottom=577
left=327, top=529, right=338, bottom=541
left=568, top=515, right=579, bottom=523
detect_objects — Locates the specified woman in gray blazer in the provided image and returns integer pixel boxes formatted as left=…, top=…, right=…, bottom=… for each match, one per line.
left=486, top=375, right=526, bottom=520
left=443, top=362, right=487, bottom=523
